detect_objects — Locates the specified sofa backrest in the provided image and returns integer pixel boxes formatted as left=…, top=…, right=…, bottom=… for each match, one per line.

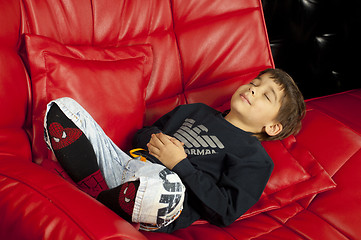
left=0, top=0, right=273, bottom=161
left=20, top=0, right=273, bottom=121
left=171, top=0, right=274, bottom=119
left=0, top=0, right=32, bottom=161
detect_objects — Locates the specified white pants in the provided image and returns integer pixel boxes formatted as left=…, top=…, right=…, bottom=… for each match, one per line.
left=44, top=97, right=185, bottom=231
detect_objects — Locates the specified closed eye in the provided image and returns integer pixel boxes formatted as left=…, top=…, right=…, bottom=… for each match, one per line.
left=265, top=94, right=271, bottom=102
left=250, top=82, right=261, bottom=88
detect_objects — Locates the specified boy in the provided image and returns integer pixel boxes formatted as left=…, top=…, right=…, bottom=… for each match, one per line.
left=44, top=68, right=305, bottom=233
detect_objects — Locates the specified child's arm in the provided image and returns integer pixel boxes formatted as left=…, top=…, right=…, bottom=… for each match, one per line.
left=132, top=106, right=181, bottom=149
left=172, top=151, right=273, bottom=227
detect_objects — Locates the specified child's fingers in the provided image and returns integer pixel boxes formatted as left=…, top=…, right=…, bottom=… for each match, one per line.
left=151, top=133, right=185, bottom=150
left=149, top=133, right=164, bottom=146
left=169, top=137, right=184, bottom=147
left=147, top=142, right=160, bottom=157
left=156, top=132, right=172, bottom=144
left=167, top=136, right=183, bottom=145
left=149, top=151, right=159, bottom=159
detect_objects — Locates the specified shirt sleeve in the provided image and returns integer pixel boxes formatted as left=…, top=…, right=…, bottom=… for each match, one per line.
left=132, top=106, right=180, bottom=149
left=172, top=151, right=273, bottom=227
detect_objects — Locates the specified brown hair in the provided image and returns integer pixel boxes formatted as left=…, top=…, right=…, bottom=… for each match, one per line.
left=256, top=68, right=306, bottom=141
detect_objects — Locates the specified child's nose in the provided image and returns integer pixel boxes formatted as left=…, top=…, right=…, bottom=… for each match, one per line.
left=249, top=87, right=255, bottom=96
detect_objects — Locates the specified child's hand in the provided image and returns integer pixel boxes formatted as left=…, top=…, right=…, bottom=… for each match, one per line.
left=159, top=133, right=185, bottom=147
left=147, top=133, right=187, bottom=170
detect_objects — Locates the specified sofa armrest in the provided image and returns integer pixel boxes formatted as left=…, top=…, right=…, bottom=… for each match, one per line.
left=0, top=156, right=146, bottom=240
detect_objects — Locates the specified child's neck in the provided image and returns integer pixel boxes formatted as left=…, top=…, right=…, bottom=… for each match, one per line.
left=224, top=112, right=258, bottom=133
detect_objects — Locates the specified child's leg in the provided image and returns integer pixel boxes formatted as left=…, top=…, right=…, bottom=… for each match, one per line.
left=96, top=181, right=140, bottom=222
left=44, top=97, right=133, bottom=189
left=45, top=100, right=141, bottom=221
left=97, top=160, right=185, bottom=230
left=44, top=98, right=185, bottom=230
left=46, top=103, right=108, bottom=198
left=121, top=161, right=185, bottom=231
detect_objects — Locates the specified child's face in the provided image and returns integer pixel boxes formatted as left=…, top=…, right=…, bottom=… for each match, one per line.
left=228, top=72, right=284, bottom=135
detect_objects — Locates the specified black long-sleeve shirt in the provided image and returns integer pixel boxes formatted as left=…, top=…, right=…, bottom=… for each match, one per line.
left=133, top=103, right=273, bottom=233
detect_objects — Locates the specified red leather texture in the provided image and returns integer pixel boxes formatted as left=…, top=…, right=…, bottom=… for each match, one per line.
left=1, top=0, right=360, bottom=239
left=25, top=34, right=153, bottom=162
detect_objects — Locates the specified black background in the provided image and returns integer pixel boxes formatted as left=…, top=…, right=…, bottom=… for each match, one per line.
left=261, top=0, right=361, bottom=99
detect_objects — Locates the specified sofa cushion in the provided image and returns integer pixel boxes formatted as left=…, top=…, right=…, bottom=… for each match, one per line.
left=24, top=34, right=153, bottom=164
left=238, top=135, right=336, bottom=219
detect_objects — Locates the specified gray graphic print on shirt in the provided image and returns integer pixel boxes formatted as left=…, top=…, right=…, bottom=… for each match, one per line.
left=173, top=119, right=224, bottom=156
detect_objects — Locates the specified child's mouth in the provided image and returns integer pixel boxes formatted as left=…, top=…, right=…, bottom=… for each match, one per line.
left=240, top=94, right=251, bottom=105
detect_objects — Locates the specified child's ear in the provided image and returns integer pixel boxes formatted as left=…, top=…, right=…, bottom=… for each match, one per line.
left=265, top=122, right=283, bottom=136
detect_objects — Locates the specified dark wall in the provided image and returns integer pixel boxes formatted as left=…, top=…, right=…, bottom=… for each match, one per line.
left=261, top=0, right=361, bottom=99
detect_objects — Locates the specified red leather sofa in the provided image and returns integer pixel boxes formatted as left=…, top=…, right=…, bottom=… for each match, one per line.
left=1, top=0, right=360, bottom=239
